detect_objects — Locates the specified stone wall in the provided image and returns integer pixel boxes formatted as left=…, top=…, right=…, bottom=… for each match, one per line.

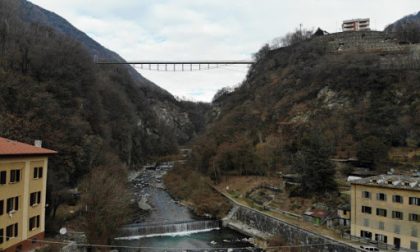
left=311, top=31, right=420, bottom=70
left=315, top=31, right=405, bottom=53
left=226, top=205, right=362, bottom=252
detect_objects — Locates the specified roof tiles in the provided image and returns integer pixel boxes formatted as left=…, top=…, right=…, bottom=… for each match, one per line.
left=0, top=137, right=57, bottom=156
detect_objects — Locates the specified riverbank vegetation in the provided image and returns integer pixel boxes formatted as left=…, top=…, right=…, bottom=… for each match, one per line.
left=164, top=164, right=231, bottom=219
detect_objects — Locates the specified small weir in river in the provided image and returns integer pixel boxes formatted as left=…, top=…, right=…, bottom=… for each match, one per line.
left=119, top=220, right=221, bottom=238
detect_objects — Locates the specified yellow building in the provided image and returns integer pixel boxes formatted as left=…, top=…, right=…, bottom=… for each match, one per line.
left=351, top=175, right=420, bottom=251
left=0, top=137, right=56, bottom=252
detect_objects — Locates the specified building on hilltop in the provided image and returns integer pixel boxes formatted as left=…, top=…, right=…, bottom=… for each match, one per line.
left=0, top=137, right=56, bottom=252
left=350, top=175, right=420, bottom=251
left=342, top=18, right=370, bottom=31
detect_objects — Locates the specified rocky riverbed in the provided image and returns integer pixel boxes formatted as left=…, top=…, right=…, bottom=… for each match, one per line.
left=116, top=163, right=260, bottom=251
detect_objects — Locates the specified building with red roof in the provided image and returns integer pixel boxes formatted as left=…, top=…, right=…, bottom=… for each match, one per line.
left=0, top=137, right=56, bottom=252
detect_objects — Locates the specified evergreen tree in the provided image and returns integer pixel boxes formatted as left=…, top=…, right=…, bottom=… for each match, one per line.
left=357, top=136, right=389, bottom=169
left=294, top=132, right=337, bottom=196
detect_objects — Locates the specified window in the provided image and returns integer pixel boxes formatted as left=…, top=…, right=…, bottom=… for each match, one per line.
left=360, top=230, right=372, bottom=239
left=375, top=234, right=387, bottom=243
left=392, top=195, right=403, bottom=203
left=378, top=221, right=384, bottom=230
left=392, top=211, right=403, bottom=220
left=33, top=167, right=43, bottom=179
left=0, top=171, right=6, bottom=184
left=411, top=241, right=418, bottom=251
left=29, top=215, right=40, bottom=230
left=30, top=192, right=41, bottom=206
left=409, top=197, right=420, bottom=206
left=394, top=225, right=400, bottom=234
left=412, top=228, right=418, bottom=237
left=6, top=196, right=19, bottom=213
left=409, top=213, right=420, bottom=222
left=362, top=191, right=371, bottom=199
left=376, top=208, right=387, bottom=217
left=5, top=223, right=18, bottom=241
left=10, top=169, right=20, bottom=183
left=0, top=228, right=3, bottom=244
left=361, top=206, right=372, bottom=214
left=0, top=200, right=3, bottom=215
left=363, top=218, right=369, bottom=227
left=376, top=193, right=386, bottom=201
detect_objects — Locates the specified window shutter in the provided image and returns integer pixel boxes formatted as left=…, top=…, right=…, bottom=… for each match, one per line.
left=7, top=198, right=12, bottom=212
left=10, top=170, right=15, bottom=183
left=14, top=197, right=18, bottom=211
left=30, top=193, right=34, bottom=206
left=0, top=171, right=6, bottom=184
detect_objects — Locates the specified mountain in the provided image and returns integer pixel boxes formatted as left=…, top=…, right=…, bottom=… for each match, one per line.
left=19, top=0, right=165, bottom=94
left=385, top=11, right=420, bottom=43
left=0, top=0, right=208, bottom=187
left=190, top=29, right=420, bottom=180
left=18, top=0, right=209, bottom=144
left=385, top=11, right=420, bottom=31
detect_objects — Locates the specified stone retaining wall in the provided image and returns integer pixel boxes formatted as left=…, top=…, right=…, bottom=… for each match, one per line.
left=225, top=205, right=362, bottom=252
left=315, top=31, right=405, bottom=53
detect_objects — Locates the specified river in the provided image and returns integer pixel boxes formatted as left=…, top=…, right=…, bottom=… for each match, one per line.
left=115, top=164, right=259, bottom=252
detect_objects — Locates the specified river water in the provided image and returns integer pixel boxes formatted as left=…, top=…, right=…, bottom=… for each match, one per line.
left=115, top=165, right=259, bottom=252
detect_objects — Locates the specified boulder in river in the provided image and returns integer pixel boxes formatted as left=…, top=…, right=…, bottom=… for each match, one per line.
left=138, top=197, right=152, bottom=211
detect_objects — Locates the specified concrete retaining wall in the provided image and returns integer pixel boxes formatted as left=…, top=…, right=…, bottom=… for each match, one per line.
left=225, top=205, right=361, bottom=252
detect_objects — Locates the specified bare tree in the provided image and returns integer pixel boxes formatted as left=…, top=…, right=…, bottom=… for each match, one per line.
left=81, top=162, right=132, bottom=248
left=271, top=27, right=314, bottom=49
left=394, top=22, right=420, bottom=43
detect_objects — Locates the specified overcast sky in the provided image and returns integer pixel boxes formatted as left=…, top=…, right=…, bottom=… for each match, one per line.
left=30, top=0, right=419, bottom=102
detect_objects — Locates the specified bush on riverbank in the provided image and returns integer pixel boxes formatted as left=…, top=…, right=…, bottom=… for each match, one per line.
left=164, top=165, right=231, bottom=219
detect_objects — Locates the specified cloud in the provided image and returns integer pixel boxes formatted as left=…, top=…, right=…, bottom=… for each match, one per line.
left=29, top=0, right=420, bottom=101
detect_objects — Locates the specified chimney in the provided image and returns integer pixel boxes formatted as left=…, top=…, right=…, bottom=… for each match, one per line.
left=34, top=140, right=42, bottom=147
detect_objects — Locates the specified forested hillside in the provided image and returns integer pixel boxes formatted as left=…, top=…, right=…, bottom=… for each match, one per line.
left=0, top=0, right=207, bottom=189
left=190, top=27, right=420, bottom=189
left=385, top=11, right=420, bottom=43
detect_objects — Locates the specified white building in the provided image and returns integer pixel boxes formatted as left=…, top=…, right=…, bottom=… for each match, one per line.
left=342, top=18, right=370, bottom=32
